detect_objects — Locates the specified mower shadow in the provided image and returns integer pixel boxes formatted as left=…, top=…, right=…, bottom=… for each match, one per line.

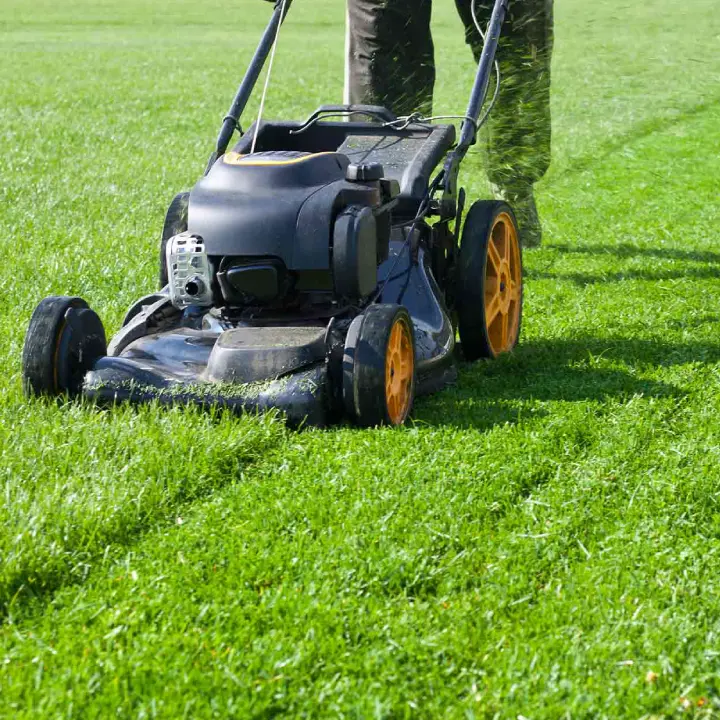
left=414, top=336, right=720, bottom=429
left=527, top=240, right=720, bottom=286
left=525, top=264, right=720, bottom=286
left=544, top=243, right=720, bottom=265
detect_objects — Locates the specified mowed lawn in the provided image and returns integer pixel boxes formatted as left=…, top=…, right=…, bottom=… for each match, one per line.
left=2, top=0, right=720, bottom=716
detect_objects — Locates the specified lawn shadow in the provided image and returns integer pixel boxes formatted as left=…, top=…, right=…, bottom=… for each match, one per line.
left=526, top=265, right=720, bottom=286
left=545, top=243, right=720, bottom=265
left=415, top=336, right=720, bottom=429
left=528, top=242, right=720, bottom=286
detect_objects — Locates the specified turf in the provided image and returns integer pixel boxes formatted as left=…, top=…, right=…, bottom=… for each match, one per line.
left=1, top=0, right=720, bottom=716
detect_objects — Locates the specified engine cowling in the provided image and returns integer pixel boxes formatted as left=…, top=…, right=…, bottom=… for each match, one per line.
left=177, top=151, right=396, bottom=308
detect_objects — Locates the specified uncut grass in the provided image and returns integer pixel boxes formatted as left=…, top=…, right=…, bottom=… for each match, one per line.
left=3, top=388, right=720, bottom=717
left=0, top=401, right=284, bottom=609
left=2, top=0, right=720, bottom=716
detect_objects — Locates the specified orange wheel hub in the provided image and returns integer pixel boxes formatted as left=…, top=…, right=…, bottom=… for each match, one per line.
left=385, top=318, right=414, bottom=425
left=484, top=212, right=521, bottom=355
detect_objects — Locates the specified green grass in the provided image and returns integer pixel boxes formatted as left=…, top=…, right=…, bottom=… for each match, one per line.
left=2, top=0, right=720, bottom=716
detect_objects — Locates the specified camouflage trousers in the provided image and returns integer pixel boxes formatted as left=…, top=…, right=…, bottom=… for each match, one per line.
left=345, top=0, right=554, bottom=190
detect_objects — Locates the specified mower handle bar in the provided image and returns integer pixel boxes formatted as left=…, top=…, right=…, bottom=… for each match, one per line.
left=209, top=0, right=290, bottom=166
left=210, top=0, right=507, bottom=166
left=457, top=0, right=508, bottom=153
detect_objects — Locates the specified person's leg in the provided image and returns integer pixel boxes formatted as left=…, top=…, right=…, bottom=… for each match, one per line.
left=455, top=0, right=554, bottom=246
left=345, top=0, right=435, bottom=117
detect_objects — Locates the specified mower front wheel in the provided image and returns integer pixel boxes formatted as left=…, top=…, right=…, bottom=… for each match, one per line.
left=456, top=200, right=523, bottom=360
left=22, top=296, right=107, bottom=398
left=343, top=304, right=416, bottom=427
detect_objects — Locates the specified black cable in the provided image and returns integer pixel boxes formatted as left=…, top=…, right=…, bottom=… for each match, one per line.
left=471, top=0, right=501, bottom=130
left=369, top=172, right=444, bottom=305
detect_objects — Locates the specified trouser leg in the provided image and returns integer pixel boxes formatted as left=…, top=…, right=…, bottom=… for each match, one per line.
left=345, top=0, right=435, bottom=117
left=455, top=0, right=554, bottom=190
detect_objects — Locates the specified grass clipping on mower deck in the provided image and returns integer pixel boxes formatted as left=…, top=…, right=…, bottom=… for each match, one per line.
left=99, top=373, right=315, bottom=403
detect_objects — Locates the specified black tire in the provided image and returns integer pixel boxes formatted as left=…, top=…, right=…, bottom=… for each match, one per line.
left=457, top=200, right=523, bottom=361
left=342, top=304, right=416, bottom=427
left=159, top=191, right=190, bottom=289
left=22, top=296, right=107, bottom=398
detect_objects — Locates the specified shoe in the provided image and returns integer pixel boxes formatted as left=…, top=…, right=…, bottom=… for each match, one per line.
left=491, top=184, right=542, bottom=248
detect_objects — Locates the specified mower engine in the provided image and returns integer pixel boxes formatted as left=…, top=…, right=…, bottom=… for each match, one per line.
left=166, top=150, right=399, bottom=314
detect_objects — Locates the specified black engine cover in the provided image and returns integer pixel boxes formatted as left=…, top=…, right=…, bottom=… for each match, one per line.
left=188, top=151, right=379, bottom=272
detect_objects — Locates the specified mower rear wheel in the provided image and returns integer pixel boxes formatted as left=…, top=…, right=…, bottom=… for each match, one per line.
left=22, top=296, right=107, bottom=398
left=457, top=201, right=523, bottom=360
left=159, top=191, right=190, bottom=289
left=343, top=304, right=415, bottom=427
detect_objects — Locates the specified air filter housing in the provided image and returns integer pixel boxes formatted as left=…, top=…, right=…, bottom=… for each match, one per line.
left=166, top=231, right=213, bottom=308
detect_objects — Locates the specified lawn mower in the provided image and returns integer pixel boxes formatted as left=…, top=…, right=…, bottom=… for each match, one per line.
left=22, top=0, right=523, bottom=427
